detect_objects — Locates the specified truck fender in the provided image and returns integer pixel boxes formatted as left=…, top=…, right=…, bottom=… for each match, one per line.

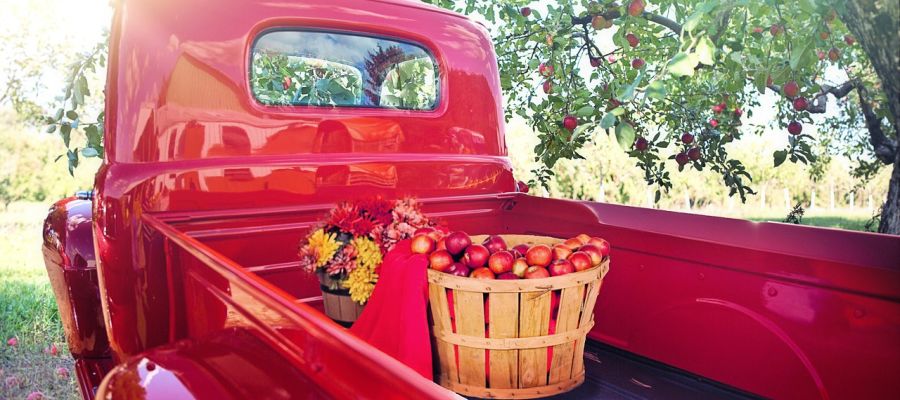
left=42, top=193, right=110, bottom=358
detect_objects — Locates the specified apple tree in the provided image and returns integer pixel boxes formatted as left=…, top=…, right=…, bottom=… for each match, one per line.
left=425, top=0, right=899, bottom=234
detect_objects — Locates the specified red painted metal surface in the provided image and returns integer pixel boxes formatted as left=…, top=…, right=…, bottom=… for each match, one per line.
left=42, top=196, right=110, bottom=359
left=40, top=0, right=898, bottom=398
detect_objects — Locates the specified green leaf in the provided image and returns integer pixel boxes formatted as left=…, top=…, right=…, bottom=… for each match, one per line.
left=615, top=71, right=643, bottom=102
left=81, top=147, right=99, bottom=157
left=668, top=52, right=699, bottom=77
left=54, top=108, right=64, bottom=121
left=646, top=80, right=667, bottom=100
left=696, top=36, right=716, bottom=65
left=66, top=110, right=78, bottom=120
left=60, top=123, right=72, bottom=147
left=576, top=105, right=594, bottom=117
left=773, top=150, right=788, bottom=167
left=753, top=69, right=769, bottom=93
left=683, top=12, right=703, bottom=32
left=599, top=112, right=617, bottom=129
left=45, top=125, right=56, bottom=134
left=615, top=122, right=636, bottom=150
left=611, top=106, right=626, bottom=116
left=789, top=40, right=813, bottom=70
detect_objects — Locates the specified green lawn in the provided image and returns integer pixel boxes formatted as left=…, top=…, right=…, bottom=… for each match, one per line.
left=0, top=201, right=876, bottom=399
left=1, top=202, right=78, bottom=400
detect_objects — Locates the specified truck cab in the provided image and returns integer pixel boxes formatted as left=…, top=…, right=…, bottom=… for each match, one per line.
left=42, top=0, right=900, bottom=398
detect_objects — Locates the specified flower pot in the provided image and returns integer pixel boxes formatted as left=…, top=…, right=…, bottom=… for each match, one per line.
left=318, top=272, right=364, bottom=327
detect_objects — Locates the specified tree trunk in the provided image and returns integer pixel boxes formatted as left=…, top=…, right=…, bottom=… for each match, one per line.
left=840, top=0, right=900, bottom=234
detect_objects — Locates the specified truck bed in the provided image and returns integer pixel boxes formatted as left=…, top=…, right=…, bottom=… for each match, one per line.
left=567, top=342, right=756, bottom=400
left=133, top=193, right=900, bottom=399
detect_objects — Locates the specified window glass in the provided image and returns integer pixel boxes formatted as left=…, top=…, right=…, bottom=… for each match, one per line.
left=250, top=30, right=438, bottom=110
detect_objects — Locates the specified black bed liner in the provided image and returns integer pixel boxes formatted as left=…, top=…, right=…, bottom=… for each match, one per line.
left=550, top=342, right=760, bottom=400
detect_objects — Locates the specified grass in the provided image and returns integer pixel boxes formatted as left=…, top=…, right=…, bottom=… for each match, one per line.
left=0, top=201, right=876, bottom=400
left=1, top=202, right=78, bottom=400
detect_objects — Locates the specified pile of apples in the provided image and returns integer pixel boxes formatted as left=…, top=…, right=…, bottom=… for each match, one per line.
left=411, top=229, right=609, bottom=279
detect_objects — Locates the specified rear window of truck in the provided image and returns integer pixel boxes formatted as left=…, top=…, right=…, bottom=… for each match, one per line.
left=250, top=30, right=439, bottom=110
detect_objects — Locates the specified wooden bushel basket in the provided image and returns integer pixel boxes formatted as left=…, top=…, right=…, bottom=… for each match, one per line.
left=318, top=272, right=364, bottom=326
left=427, top=235, right=610, bottom=399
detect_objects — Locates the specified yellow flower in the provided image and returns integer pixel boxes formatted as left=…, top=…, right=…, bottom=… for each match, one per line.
left=342, top=237, right=383, bottom=304
left=352, top=236, right=383, bottom=271
left=307, top=229, right=340, bottom=268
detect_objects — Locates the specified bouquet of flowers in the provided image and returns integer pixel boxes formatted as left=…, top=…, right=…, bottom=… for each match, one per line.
left=298, top=197, right=434, bottom=305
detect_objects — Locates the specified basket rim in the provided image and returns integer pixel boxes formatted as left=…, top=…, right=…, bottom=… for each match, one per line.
left=426, top=257, right=608, bottom=292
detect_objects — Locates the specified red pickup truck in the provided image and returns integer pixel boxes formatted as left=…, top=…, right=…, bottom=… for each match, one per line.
left=41, top=0, right=900, bottom=399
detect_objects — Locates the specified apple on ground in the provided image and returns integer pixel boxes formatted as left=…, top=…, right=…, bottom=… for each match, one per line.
left=429, top=250, right=454, bottom=272
left=410, top=234, right=436, bottom=254
left=586, top=237, right=611, bottom=256
left=552, top=244, right=573, bottom=261
left=525, top=244, right=553, bottom=267
left=482, top=235, right=508, bottom=254
left=445, top=231, right=472, bottom=256
left=579, top=245, right=604, bottom=266
left=471, top=267, right=496, bottom=279
left=463, top=244, right=490, bottom=268
left=568, top=252, right=592, bottom=272
left=549, top=259, right=575, bottom=276
left=488, top=251, right=515, bottom=274
left=524, top=266, right=550, bottom=279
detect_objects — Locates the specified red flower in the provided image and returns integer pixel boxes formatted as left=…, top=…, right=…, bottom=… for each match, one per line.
left=327, top=203, right=361, bottom=232
left=351, top=217, right=377, bottom=236
left=358, top=198, right=394, bottom=225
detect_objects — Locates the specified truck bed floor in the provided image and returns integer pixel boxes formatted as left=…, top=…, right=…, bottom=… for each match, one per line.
left=549, top=342, right=759, bottom=400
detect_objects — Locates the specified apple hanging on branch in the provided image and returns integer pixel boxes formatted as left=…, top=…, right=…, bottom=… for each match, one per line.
left=423, top=0, right=900, bottom=234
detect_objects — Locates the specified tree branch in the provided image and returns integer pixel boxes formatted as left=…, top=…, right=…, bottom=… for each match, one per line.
left=858, top=85, right=898, bottom=165
left=571, top=10, right=682, bottom=36
left=764, top=78, right=861, bottom=114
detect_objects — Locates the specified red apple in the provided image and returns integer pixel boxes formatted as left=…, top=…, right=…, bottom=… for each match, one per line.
left=482, top=235, right=508, bottom=254
left=447, top=262, right=470, bottom=277
left=586, top=237, right=611, bottom=256
left=524, top=266, right=550, bottom=279
left=526, top=245, right=552, bottom=267
left=561, top=238, right=583, bottom=250
left=575, top=234, right=591, bottom=245
left=579, top=245, right=603, bottom=266
left=497, top=272, right=519, bottom=280
left=414, top=227, right=435, bottom=236
left=563, top=115, right=578, bottom=131
left=788, top=120, right=803, bottom=135
left=445, top=231, right=472, bottom=256
left=410, top=234, right=436, bottom=254
left=429, top=250, right=454, bottom=272
left=436, top=239, right=447, bottom=251
left=512, top=257, right=529, bottom=278
left=552, top=244, right=573, bottom=261
left=549, top=259, right=575, bottom=276
left=512, top=244, right=530, bottom=258
left=627, top=0, right=645, bottom=17
left=783, top=80, right=799, bottom=98
left=471, top=267, right=496, bottom=279
left=488, top=251, right=515, bottom=275
left=568, top=252, right=592, bottom=272
left=463, top=244, right=490, bottom=268
left=427, top=230, right=444, bottom=242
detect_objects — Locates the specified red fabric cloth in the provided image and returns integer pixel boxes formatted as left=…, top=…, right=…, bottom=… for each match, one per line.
left=350, top=239, right=433, bottom=380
